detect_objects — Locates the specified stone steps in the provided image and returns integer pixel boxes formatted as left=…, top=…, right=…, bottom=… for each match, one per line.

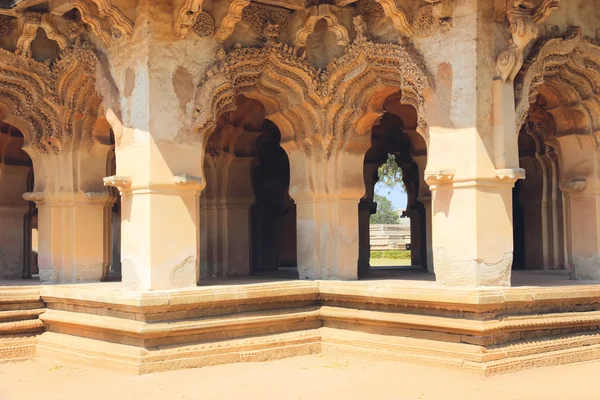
left=0, top=286, right=43, bottom=362
left=27, top=281, right=600, bottom=375
left=320, top=327, right=600, bottom=376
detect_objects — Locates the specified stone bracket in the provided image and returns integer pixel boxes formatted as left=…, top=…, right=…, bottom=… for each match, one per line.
left=103, top=176, right=132, bottom=190
left=22, top=192, right=45, bottom=202
left=495, top=168, right=526, bottom=181
left=424, top=168, right=455, bottom=184
left=174, top=174, right=204, bottom=187
left=560, top=179, right=587, bottom=193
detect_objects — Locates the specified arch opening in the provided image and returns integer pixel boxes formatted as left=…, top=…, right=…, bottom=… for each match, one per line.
left=359, top=91, right=431, bottom=278
left=200, top=95, right=295, bottom=279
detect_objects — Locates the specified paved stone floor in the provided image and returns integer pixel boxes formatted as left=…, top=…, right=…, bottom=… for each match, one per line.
left=2, top=354, right=600, bottom=400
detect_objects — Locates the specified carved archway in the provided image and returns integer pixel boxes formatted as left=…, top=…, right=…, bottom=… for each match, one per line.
left=191, top=26, right=430, bottom=152
left=515, top=27, right=600, bottom=138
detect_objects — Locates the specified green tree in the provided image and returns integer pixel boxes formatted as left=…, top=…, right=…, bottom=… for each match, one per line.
left=377, top=154, right=405, bottom=191
left=370, top=193, right=400, bottom=225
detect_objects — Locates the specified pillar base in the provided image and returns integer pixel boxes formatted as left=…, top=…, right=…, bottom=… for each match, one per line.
left=296, top=199, right=359, bottom=281
left=429, top=178, right=517, bottom=288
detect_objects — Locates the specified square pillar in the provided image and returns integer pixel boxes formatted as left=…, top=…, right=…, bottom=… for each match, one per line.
left=0, top=164, right=29, bottom=280
left=107, top=174, right=202, bottom=291
left=0, top=208, right=27, bottom=279
left=26, top=193, right=109, bottom=283
left=558, top=135, right=600, bottom=279
left=428, top=173, right=518, bottom=287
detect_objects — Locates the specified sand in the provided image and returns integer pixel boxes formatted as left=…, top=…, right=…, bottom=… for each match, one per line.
left=1, top=354, right=599, bottom=400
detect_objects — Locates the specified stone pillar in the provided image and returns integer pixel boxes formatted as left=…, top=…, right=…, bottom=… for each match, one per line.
left=28, top=192, right=108, bottom=283
left=419, top=195, right=434, bottom=273
left=557, top=135, right=600, bottom=279
left=286, top=145, right=367, bottom=280
left=99, top=3, right=211, bottom=290
left=203, top=155, right=254, bottom=277
left=105, top=149, right=203, bottom=290
left=418, top=3, right=527, bottom=287
left=21, top=145, right=114, bottom=284
left=0, top=165, right=29, bottom=279
left=358, top=163, right=378, bottom=276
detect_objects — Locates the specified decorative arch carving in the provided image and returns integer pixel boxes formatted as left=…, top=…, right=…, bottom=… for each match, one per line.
left=190, top=20, right=430, bottom=158
left=0, top=44, right=102, bottom=155
left=73, top=0, right=133, bottom=44
left=515, top=27, right=600, bottom=138
left=213, top=0, right=251, bottom=43
left=174, top=0, right=205, bottom=38
left=16, top=13, right=70, bottom=56
left=374, top=0, right=413, bottom=37
left=294, top=5, right=349, bottom=48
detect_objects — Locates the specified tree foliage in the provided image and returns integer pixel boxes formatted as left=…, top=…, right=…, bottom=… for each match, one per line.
left=370, top=193, right=400, bottom=225
left=377, top=154, right=405, bottom=191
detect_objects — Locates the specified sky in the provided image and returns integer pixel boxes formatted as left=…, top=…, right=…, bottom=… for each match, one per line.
left=374, top=182, right=407, bottom=212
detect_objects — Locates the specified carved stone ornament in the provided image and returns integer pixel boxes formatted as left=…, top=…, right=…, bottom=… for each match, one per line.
left=515, top=28, right=600, bottom=135
left=424, top=168, right=455, bottom=184
left=73, top=0, right=133, bottom=44
left=414, top=0, right=454, bottom=38
left=496, top=168, right=526, bottom=180
left=0, top=43, right=101, bottom=155
left=375, top=0, right=413, bottom=37
left=295, top=5, right=349, bottom=48
left=0, top=16, right=15, bottom=37
left=241, top=2, right=290, bottom=40
left=103, top=176, right=132, bottom=189
left=192, top=11, right=215, bottom=38
left=22, top=192, right=45, bottom=202
left=190, top=25, right=430, bottom=159
left=560, top=179, right=587, bottom=193
left=495, top=0, right=561, bottom=82
left=174, top=174, right=204, bottom=187
left=357, top=0, right=386, bottom=32
left=174, top=0, right=205, bottom=38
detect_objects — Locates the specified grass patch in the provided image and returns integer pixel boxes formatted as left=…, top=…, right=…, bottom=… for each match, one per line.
left=370, top=250, right=411, bottom=260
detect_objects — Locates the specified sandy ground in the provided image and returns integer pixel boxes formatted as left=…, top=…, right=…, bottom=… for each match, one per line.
left=2, top=354, right=600, bottom=400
